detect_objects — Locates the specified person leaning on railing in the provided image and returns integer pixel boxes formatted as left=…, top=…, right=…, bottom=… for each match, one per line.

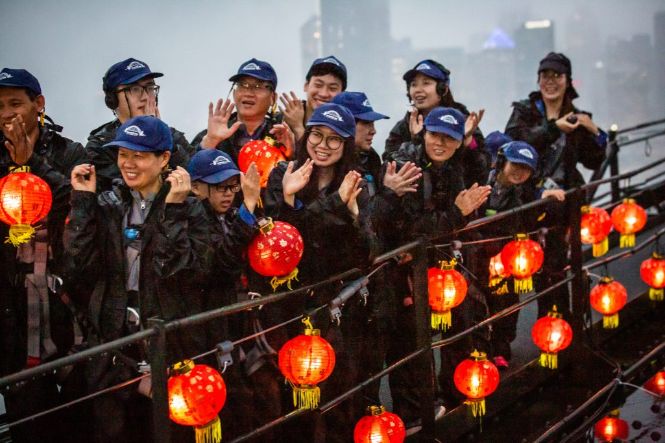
left=64, top=116, right=213, bottom=443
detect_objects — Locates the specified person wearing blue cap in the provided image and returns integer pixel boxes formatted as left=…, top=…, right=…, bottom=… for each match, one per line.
left=279, top=55, right=347, bottom=142
left=87, top=57, right=194, bottom=191
left=65, top=115, right=212, bottom=442
left=483, top=130, right=513, bottom=168
left=0, top=67, right=89, bottom=443
left=191, top=58, right=293, bottom=165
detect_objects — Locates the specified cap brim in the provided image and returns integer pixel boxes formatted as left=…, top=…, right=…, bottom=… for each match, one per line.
left=306, top=121, right=353, bottom=138
left=103, top=140, right=166, bottom=152
left=356, top=111, right=389, bottom=121
left=425, top=125, right=464, bottom=141
left=403, top=69, right=445, bottom=83
left=120, top=71, right=164, bottom=86
left=0, top=82, right=41, bottom=95
left=538, top=61, right=567, bottom=74
left=228, top=73, right=275, bottom=85
left=198, top=169, right=241, bottom=184
left=505, top=157, right=536, bottom=171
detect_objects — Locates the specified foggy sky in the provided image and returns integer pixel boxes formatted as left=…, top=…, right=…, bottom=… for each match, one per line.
left=1, top=0, right=663, bottom=152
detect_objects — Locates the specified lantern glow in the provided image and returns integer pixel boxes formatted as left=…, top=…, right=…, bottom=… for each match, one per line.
left=238, top=137, right=286, bottom=188
left=640, top=253, right=665, bottom=301
left=500, top=234, right=544, bottom=294
left=428, top=260, right=468, bottom=331
left=594, top=410, right=629, bottom=442
left=453, top=350, right=500, bottom=418
left=580, top=206, right=612, bottom=257
left=644, top=371, right=665, bottom=397
left=0, top=172, right=52, bottom=246
left=531, top=306, right=573, bottom=369
left=353, top=405, right=405, bottom=443
left=589, top=277, right=627, bottom=329
left=610, top=199, right=647, bottom=248
left=488, top=252, right=509, bottom=295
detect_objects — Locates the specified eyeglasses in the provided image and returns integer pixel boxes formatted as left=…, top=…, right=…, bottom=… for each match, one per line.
left=212, top=183, right=241, bottom=194
left=539, top=71, right=564, bottom=81
left=307, top=130, right=344, bottom=150
left=233, top=81, right=273, bottom=94
left=118, top=84, right=160, bottom=97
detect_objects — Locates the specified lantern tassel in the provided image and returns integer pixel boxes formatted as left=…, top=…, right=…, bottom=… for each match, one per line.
left=539, top=352, right=558, bottom=369
left=489, top=277, right=508, bottom=295
left=465, top=398, right=486, bottom=418
left=592, top=238, right=608, bottom=257
left=514, top=276, right=533, bottom=294
left=619, top=234, right=635, bottom=248
left=649, top=288, right=664, bottom=302
left=270, top=268, right=299, bottom=291
left=292, top=384, right=320, bottom=410
left=194, top=416, right=221, bottom=443
left=603, top=313, right=619, bottom=329
left=6, top=224, right=36, bottom=246
left=431, top=311, right=452, bottom=331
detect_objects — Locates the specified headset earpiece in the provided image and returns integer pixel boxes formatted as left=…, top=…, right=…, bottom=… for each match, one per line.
left=104, top=90, right=119, bottom=110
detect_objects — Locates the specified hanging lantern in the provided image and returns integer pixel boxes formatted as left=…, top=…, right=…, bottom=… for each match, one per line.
left=0, top=172, right=52, bottom=246
left=353, top=405, right=406, bottom=443
left=531, top=305, right=573, bottom=369
left=278, top=317, right=336, bottom=410
left=594, top=410, right=629, bottom=442
left=453, top=350, right=500, bottom=419
left=580, top=206, right=612, bottom=257
left=640, top=253, right=665, bottom=301
left=428, top=259, right=468, bottom=331
left=589, top=277, right=627, bottom=329
left=644, top=371, right=665, bottom=397
left=488, top=252, right=509, bottom=295
left=247, top=218, right=304, bottom=290
left=610, top=199, right=647, bottom=248
left=238, top=137, right=286, bottom=188
left=500, top=234, right=544, bottom=294
left=168, top=360, right=227, bottom=443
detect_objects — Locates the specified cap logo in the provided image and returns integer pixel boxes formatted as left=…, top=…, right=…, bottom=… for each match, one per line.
left=124, top=125, right=146, bottom=137
left=518, top=148, right=534, bottom=159
left=362, top=98, right=371, bottom=107
left=242, top=62, right=261, bottom=71
left=211, top=155, right=230, bottom=166
left=126, top=61, right=146, bottom=71
left=322, top=110, right=343, bottom=122
left=416, top=62, right=432, bottom=71
left=439, top=114, right=459, bottom=125
left=322, top=57, right=341, bottom=66
left=0, top=72, right=13, bottom=81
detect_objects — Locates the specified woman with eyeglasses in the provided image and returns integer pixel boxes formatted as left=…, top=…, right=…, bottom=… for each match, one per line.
left=65, top=116, right=212, bottom=443
left=263, top=102, right=371, bottom=443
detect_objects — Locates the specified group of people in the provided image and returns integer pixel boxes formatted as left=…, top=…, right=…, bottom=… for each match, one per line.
left=0, top=50, right=607, bottom=442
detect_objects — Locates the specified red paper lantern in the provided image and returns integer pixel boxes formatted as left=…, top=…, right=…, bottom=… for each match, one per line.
left=590, top=277, right=627, bottom=329
left=428, top=260, right=468, bottom=331
left=488, top=252, right=510, bottom=295
left=610, top=198, right=647, bottom=248
left=353, top=405, right=405, bottom=443
left=168, top=360, right=227, bottom=443
left=644, top=371, right=665, bottom=397
left=238, top=137, right=286, bottom=188
left=278, top=318, right=336, bottom=410
left=640, top=252, right=665, bottom=301
left=500, top=234, right=544, bottom=294
left=531, top=305, right=573, bottom=369
left=453, top=350, right=500, bottom=418
left=580, top=206, right=612, bottom=257
left=0, top=172, right=52, bottom=246
left=594, top=410, right=629, bottom=442
left=247, top=218, right=304, bottom=290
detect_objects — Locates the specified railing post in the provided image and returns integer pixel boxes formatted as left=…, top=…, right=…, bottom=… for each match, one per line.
left=148, top=318, right=171, bottom=443
left=567, top=189, right=586, bottom=335
left=609, top=124, right=620, bottom=202
left=412, top=240, right=436, bottom=440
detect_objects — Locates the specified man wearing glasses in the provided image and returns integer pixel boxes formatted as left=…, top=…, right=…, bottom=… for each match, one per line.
left=191, top=58, right=288, bottom=164
left=86, top=58, right=194, bottom=191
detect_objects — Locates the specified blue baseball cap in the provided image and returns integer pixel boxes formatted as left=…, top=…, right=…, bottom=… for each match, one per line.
left=403, top=59, right=450, bottom=85
left=229, top=58, right=277, bottom=88
left=104, top=116, right=172, bottom=152
left=306, top=55, right=347, bottom=90
left=501, top=141, right=538, bottom=171
left=306, top=103, right=356, bottom=138
left=0, top=68, right=42, bottom=95
left=484, top=131, right=513, bottom=164
left=423, top=107, right=465, bottom=141
left=188, top=149, right=240, bottom=184
left=103, top=58, right=163, bottom=91
left=331, top=92, right=389, bottom=122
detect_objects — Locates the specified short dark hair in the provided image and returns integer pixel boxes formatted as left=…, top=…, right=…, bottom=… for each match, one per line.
left=306, top=65, right=346, bottom=90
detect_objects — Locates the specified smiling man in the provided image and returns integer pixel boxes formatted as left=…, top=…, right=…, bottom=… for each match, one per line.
left=86, top=58, right=194, bottom=191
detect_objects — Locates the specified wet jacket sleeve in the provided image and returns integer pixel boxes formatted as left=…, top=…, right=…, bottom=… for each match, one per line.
left=63, top=190, right=101, bottom=277
left=505, top=103, right=561, bottom=154
left=572, top=112, right=607, bottom=170
left=168, top=128, right=195, bottom=168
left=384, top=115, right=423, bottom=161
left=215, top=205, right=258, bottom=271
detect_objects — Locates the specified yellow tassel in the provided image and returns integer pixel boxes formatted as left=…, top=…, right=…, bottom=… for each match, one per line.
left=592, top=238, right=608, bottom=257
left=619, top=234, right=635, bottom=248
left=539, top=352, right=558, bottom=369
left=465, top=398, right=486, bottom=418
left=603, top=313, right=619, bottom=329
left=514, top=277, right=533, bottom=294
left=194, top=416, right=222, bottom=443
left=40, top=111, right=45, bottom=127
left=649, top=288, right=664, bottom=302
left=431, top=311, right=452, bottom=331
left=490, top=277, right=509, bottom=295
left=292, top=385, right=320, bottom=410
left=270, top=268, right=299, bottom=291
left=6, top=224, right=36, bottom=247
